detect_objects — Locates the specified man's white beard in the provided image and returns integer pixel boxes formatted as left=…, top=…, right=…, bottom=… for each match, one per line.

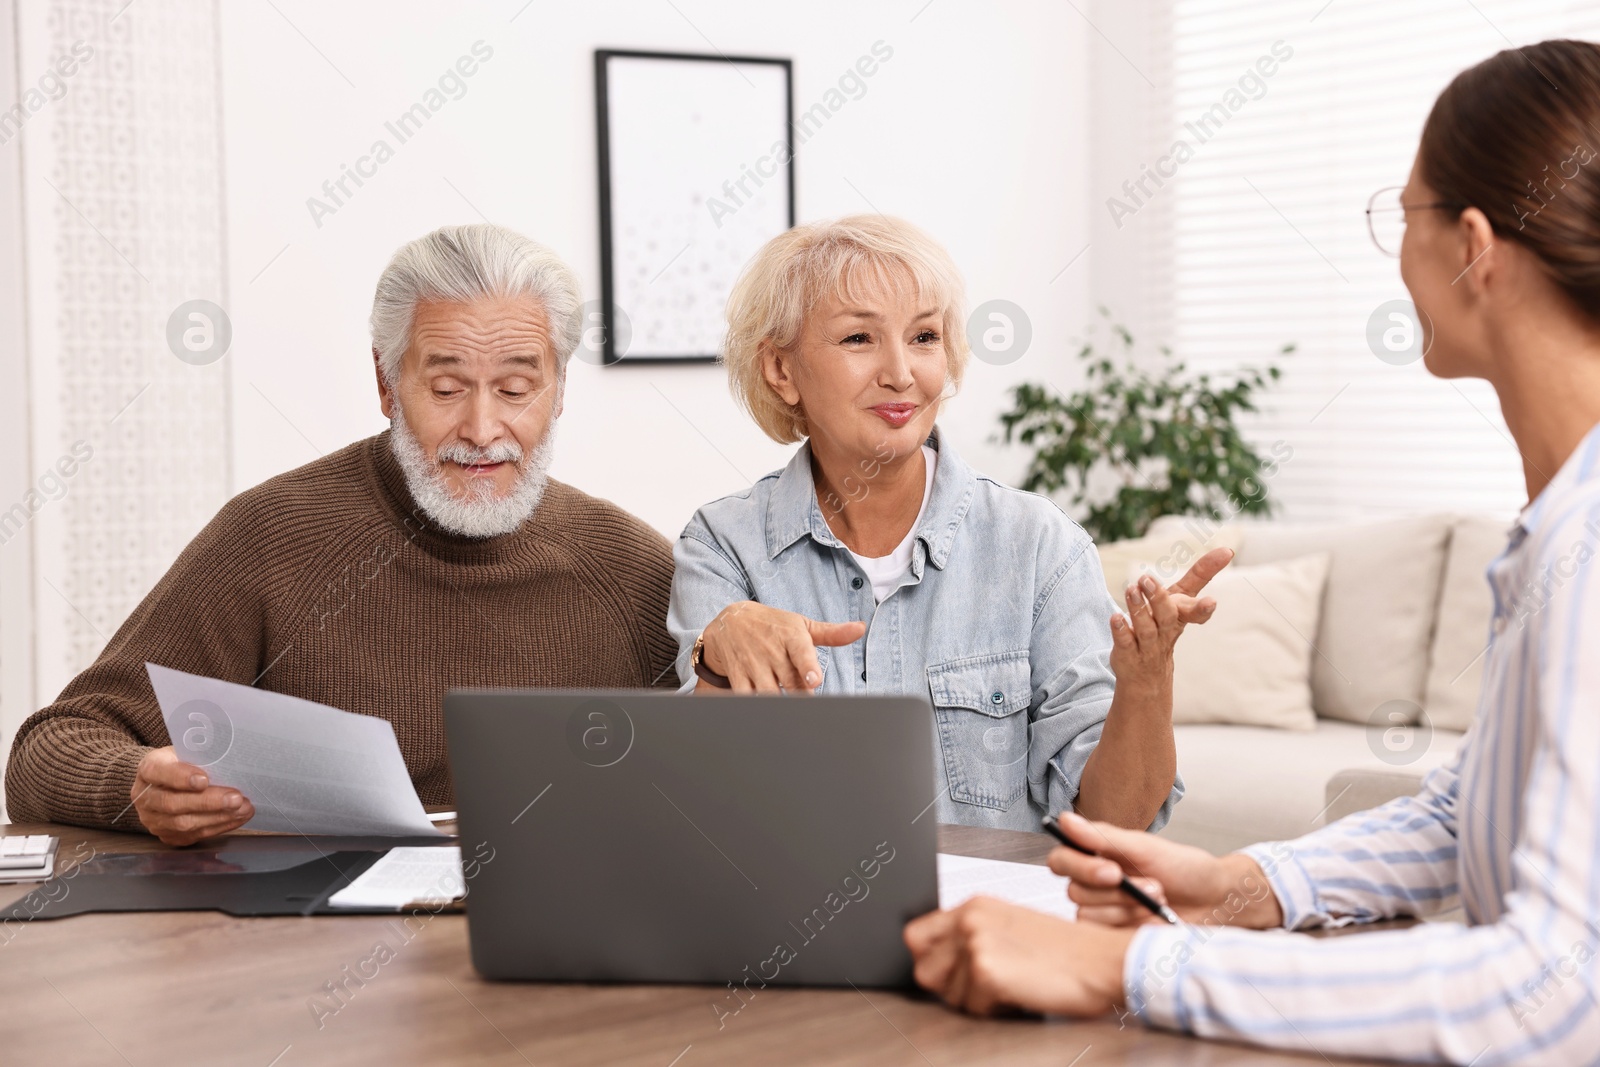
left=389, top=407, right=556, bottom=539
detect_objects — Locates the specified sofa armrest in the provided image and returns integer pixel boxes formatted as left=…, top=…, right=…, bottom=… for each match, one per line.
left=1322, top=767, right=1428, bottom=824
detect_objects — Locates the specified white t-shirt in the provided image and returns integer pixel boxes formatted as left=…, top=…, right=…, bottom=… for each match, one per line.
left=846, top=445, right=938, bottom=603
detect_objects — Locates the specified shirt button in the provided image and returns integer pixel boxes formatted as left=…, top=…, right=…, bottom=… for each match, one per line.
left=851, top=576, right=864, bottom=590
left=860, top=669, right=867, bottom=682
left=1493, top=616, right=1508, bottom=634
left=990, top=691, right=1004, bottom=705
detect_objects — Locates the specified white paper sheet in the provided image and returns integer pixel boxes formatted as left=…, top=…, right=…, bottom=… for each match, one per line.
left=327, top=851, right=1077, bottom=915
left=937, top=853, right=1077, bottom=921
left=328, top=847, right=464, bottom=909
left=146, top=663, right=445, bottom=837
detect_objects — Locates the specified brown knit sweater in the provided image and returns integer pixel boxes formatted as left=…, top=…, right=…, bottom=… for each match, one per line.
left=4, top=431, right=677, bottom=832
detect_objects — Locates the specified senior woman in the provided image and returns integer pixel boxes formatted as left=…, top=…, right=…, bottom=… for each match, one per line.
left=667, top=215, right=1231, bottom=832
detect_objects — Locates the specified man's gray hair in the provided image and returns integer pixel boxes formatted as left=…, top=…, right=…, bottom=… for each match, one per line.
left=370, top=223, right=583, bottom=384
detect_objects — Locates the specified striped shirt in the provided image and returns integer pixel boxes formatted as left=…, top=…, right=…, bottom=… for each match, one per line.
left=1125, top=421, right=1600, bottom=1065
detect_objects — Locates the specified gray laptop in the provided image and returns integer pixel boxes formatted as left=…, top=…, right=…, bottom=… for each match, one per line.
left=444, top=690, right=939, bottom=987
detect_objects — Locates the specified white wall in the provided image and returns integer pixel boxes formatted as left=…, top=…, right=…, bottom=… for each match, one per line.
left=5, top=0, right=237, bottom=813
left=217, top=0, right=1094, bottom=537
left=0, top=0, right=34, bottom=809
left=1083, top=0, right=1164, bottom=345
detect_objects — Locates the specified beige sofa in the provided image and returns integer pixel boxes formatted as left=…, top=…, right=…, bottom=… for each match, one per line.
left=1133, top=512, right=1512, bottom=855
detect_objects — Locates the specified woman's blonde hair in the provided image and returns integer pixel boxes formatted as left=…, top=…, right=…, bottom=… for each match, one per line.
left=723, top=214, right=970, bottom=443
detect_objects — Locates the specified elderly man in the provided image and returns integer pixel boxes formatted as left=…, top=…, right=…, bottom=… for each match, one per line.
left=5, top=224, right=677, bottom=845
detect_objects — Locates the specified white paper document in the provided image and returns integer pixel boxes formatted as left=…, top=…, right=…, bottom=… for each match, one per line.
left=937, top=853, right=1077, bottom=921
left=328, top=847, right=464, bottom=909
left=328, top=850, right=1076, bottom=915
left=146, top=663, right=446, bottom=837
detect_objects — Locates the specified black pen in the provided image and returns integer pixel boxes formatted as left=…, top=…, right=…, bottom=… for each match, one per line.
left=1041, top=814, right=1179, bottom=925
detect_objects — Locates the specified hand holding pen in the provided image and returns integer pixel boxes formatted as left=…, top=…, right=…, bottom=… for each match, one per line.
left=1042, top=814, right=1178, bottom=925
left=1042, top=811, right=1287, bottom=931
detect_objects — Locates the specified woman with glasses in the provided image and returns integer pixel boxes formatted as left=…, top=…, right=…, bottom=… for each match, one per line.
left=906, top=38, right=1600, bottom=1065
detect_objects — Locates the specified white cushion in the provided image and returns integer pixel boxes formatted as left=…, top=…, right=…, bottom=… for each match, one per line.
left=1162, top=719, right=1464, bottom=854
left=1323, top=767, right=1442, bottom=823
left=1229, top=515, right=1453, bottom=725
left=1155, top=554, right=1328, bottom=731
left=1093, top=538, right=1152, bottom=599
left=1423, top=515, right=1514, bottom=733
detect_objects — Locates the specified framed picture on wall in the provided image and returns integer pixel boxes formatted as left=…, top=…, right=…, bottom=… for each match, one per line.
left=593, top=49, right=795, bottom=365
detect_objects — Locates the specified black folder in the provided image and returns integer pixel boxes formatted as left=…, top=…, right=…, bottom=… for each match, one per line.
left=10, top=835, right=456, bottom=919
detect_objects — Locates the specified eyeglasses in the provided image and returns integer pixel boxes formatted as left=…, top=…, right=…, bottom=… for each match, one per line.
left=1366, top=185, right=1464, bottom=257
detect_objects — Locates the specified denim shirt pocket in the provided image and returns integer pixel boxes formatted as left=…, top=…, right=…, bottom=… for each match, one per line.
left=926, top=649, right=1032, bottom=810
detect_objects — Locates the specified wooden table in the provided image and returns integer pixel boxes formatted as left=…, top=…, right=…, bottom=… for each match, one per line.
left=0, top=821, right=1395, bottom=1067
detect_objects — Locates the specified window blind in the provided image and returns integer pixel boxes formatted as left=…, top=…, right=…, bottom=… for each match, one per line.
left=1138, top=0, right=1600, bottom=522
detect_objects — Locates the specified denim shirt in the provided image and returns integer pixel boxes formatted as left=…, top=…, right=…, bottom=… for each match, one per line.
left=667, top=429, right=1183, bottom=832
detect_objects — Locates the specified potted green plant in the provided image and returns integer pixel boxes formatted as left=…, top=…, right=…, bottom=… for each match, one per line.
left=997, top=308, right=1293, bottom=543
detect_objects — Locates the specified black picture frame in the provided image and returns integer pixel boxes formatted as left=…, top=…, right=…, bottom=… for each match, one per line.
left=594, top=48, right=795, bottom=365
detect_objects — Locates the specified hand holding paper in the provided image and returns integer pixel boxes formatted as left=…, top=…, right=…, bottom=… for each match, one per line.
left=129, top=744, right=257, bottom=846
left=146, top=663, right=446, bottom=838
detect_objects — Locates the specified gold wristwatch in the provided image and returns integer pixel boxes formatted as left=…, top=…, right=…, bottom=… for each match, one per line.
left=691, top=631, right=731, bottom=688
